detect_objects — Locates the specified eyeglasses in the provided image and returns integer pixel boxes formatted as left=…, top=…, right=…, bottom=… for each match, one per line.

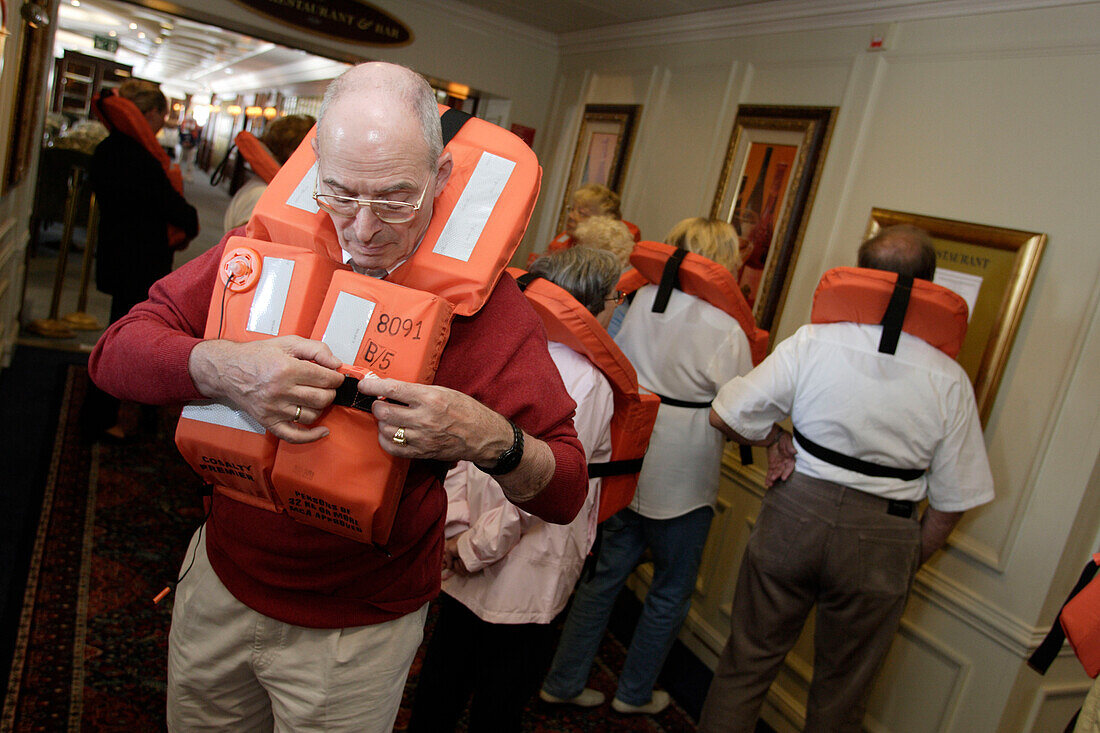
left=312, top=177, right=429, bottom=224
left=605, top=291, right=627, bottom=306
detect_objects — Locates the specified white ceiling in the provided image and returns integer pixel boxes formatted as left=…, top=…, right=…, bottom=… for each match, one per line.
left=447, top=0, right=770, bottom=34
left=55, top=0, right=349, bottom=99
left=52, top=0, right=1079, bottom=99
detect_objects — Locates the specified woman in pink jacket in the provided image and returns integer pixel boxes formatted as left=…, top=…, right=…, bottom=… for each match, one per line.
left=408, top=247, right=621, bottom=732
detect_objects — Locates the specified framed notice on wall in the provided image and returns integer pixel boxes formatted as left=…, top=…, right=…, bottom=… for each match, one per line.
left=866, top=208, right=1046, bottom=425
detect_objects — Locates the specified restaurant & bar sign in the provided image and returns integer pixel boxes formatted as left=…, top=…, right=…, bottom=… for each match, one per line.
left=236, top=0, right=412, bottom=45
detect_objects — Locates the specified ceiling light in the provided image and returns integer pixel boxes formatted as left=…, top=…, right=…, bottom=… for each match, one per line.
left=108, top=30, right=116, bottom=37
left=263, top=107, right=277, bottom=119
left=245, top=106, right=262, bottom=118
left=71, top=0, right=80, bottom=6
left=129, top=22, right=137, bottom=30
left=138, top=31, right=145, bottom=39
left=227, top=105, right=242, bottom=116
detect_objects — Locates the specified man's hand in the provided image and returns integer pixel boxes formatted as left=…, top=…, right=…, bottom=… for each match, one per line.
left=360, top=378, right=517, bottom=464
left=764, top=430, right=796, bottom=488
left=188, top=336, right=345, bottom=443
left=919, top=508, right=964, bottom=564
left=360, top=377, right=557, bottom=505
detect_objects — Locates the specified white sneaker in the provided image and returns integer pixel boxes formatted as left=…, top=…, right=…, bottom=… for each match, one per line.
left=539, top=687, right=606, bottom=707
left=611, top=690, right=671, bottom=715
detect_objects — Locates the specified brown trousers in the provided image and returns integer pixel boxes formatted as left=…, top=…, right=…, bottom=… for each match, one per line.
left=698, top=473, right=921, bottom=732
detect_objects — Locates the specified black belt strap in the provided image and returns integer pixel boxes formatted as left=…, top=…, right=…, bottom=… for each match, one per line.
left=652, top=248, right=687, bottom=313
left=515, top=272, right=538, bottom=291
left=588, top=458, right=644, bottom=478
left=879, top=274, right=914, bottom=355
left=333, top=376, right=376, bottom=412
left=654, top=393, right=709, bottom=409
left=440, top=108, right=473, bottom=147
left=1028, top=558, right=1100, bottom=674
left=653, top=392, right=752, bottom=466
left=332, top=376, right=408, bottom=412
left=792, top=426, right=925, bottom=481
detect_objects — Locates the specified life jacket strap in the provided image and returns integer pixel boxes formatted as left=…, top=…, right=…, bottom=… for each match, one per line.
left=878, top=274, right=914, bottom=355
left=514, top=272, right=539, bottom=291
left=332, top=376, right=377, bottom=412
left=792, top=426, right=925, bottom=481
left=652, top=247, right=688, bottom=313
left=588, top=458, right=644, bottom=478
left=440, top=108, right=473, bottom=147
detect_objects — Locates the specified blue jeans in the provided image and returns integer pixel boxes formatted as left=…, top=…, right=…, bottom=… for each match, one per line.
left=542, top=506, right=714, bottom=706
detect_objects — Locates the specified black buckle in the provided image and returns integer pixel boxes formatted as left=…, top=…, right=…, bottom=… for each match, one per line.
left=886, top=499, right=914, bottom=518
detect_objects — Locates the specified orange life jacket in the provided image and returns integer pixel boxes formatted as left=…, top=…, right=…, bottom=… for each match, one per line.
left=789, top=267, right=970, bottom=482
left=245, top=105, right=541, bottom=317
left=509, top=268, right=660, bottom=523
left=174, top=238, right=349, bottom=512
left=178, top=109, right=540, bottom=543
left=235, top=130, right=281, bottom=184
left=91, top=90, right=189, bottom=249
left=810, top=267, right=969, bottom=358
left=628, top=240, right=769, bottom=366
left=271, top=270, right=453, bottom=544
left=615, top=267, right=647, bottom=295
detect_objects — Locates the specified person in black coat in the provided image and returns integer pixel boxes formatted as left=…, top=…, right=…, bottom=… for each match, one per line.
left=85, top=87, right=198, bottom=441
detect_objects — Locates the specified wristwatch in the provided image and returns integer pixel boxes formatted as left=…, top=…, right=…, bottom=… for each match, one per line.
left=475, top=419, right=524, bottom=476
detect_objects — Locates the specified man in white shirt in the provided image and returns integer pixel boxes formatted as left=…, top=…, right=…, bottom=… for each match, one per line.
left=699, top=225, right=995, bottom=732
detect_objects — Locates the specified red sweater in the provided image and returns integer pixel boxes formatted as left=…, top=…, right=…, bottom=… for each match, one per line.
left=88, top=233, right=587, bottom=628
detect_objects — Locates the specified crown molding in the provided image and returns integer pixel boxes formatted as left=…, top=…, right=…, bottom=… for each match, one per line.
left=558, top=0, right=1097, bottom=54
left=415, top=0, right=559, bottom=51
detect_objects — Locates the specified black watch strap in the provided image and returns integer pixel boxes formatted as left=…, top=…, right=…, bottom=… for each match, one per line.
left=475, top=420, right=524, bottom=476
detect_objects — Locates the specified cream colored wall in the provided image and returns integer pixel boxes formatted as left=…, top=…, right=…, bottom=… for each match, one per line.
left=550, top=4, right=1100, bottom=731
left=0, top=2, right=57, bottom=366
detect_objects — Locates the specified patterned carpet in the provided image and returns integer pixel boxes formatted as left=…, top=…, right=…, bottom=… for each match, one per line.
left=1, top=366, right=701, bottom=731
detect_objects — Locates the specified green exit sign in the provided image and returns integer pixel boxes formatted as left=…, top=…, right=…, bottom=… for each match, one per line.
left=93, top=35, right=119, bottom=53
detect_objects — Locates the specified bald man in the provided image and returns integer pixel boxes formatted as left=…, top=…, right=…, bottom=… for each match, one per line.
left=698, top=226, right=994, bottom=732
left=89, top=62, right=587, bottom=731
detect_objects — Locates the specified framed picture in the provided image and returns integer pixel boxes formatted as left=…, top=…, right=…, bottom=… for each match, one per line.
left=4, top=1, right=55, bottom=193
left=711, top=105, right=836, bottom=334
left=866, top=208, right=1047, bottom=425
left=556, top=104, right=640, bottom=233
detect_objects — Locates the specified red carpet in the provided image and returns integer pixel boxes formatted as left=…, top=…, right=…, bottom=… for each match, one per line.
left=2, top=366, right=699, bottom=731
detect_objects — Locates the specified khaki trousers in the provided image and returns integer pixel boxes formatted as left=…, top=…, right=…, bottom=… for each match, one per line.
left=166, top=527, right=427, bottom=732
left=698, top=473, right=921, bottom=732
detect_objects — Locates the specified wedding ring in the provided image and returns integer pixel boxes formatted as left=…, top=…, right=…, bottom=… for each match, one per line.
left=393, top=427, right=407, bottom=445
left=293, top=405, right=302, bottom=423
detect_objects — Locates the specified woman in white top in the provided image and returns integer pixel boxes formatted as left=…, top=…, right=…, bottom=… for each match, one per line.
left=408, top=247, right=620, bottom=733
left=541, top=218, right=753, bottom=715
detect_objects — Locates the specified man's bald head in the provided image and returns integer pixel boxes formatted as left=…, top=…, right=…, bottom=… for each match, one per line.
left=858, top=224, right=937, bottom=281
left=317, top=62, right=442, bottom=169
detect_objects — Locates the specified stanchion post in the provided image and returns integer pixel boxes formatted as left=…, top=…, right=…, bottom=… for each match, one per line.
left=27, top=165, right=83, bottom=338
left=63, top=193, right=102, bottom=330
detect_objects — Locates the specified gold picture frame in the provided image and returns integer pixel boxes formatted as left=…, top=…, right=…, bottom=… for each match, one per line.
left=866, top=208, right=1047, bottom=425
left=556, top=104, right=640, bottom=233
left=711, top=105, right=835, bottom=335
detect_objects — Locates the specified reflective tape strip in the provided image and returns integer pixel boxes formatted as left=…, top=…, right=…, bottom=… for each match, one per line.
left=180, top=400, right=266, bottom=435
left=433, top=151, right=515, bottom=262
left=322, top=290, right=377, bottom=364
left=246, top=257, right=295, bottom=335
left=288, top=161, right=320, bottom=213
